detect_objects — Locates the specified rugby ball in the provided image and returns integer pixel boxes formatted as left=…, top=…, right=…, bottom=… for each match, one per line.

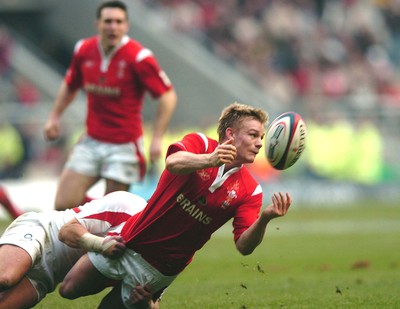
left=265, top=112, right=307, bottom=170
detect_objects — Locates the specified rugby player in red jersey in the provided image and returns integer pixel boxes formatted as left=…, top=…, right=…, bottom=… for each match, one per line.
left=44, top=0, right=177, bottom=211
left=59, top=103, right=292, bottom=309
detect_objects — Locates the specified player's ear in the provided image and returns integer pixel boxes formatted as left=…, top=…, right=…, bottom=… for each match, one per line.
left=225, top=128, right=234, bottom=139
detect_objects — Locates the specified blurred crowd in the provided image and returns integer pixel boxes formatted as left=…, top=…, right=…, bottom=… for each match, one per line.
left=0, top=25, right=66, bottom=180
left=1, top=1, right=399, bottom=183
left=137, top=0, right=400, bottom=183
left=142, top=0, right=400, bottom=111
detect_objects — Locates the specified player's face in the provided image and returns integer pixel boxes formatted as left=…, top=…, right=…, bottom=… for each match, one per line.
left=97, top=7, right=129, bottom=53
left=231, top=118, right=265, bottom=164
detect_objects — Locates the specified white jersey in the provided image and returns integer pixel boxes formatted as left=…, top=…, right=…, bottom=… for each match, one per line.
left=0, top=191, right=146, bottom=301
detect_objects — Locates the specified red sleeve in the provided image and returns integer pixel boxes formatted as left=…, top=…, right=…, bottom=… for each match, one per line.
left=166, top=133, right=209, bottom=157
left=135, top=56, right=173, bottom=98
left=64, top=42, right=83, bottom=91
left=232, top=187, right=262, bottom=241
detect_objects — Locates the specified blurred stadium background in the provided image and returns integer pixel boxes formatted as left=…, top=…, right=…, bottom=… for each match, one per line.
left=0, top=0, right=399, bottom=216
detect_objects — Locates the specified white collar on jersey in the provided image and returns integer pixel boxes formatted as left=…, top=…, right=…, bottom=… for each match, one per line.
left=208, top=164, right=242, bottom=193
left=99, top=35, right=130, bottom=72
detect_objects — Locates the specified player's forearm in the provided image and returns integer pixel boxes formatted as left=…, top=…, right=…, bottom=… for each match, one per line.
left=49, top=81, right=77, bottom=119
left=165, top=151, right=212, bottom=174
left=153, top=89, right=177, bottom=138
left=59, top=219, right=89, bottom=248
left=235, top=216, right=269, bottom=255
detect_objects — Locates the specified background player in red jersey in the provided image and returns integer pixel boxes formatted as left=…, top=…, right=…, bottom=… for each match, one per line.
left=44, top=0, right=177, bottom=210
left=58, top=102, right=292, bottom=309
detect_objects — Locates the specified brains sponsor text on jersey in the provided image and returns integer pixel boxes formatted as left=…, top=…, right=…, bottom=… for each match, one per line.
left=176, top=193, right=212, bottom=225
left=84, top=83, right=121, bottom=97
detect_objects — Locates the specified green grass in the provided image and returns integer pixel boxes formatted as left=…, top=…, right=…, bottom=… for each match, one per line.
left=1, top=201, right=399, bottom=308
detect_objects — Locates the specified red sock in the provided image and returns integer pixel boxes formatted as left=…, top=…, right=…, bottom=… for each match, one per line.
left=0, top=186, right=23, bottom=219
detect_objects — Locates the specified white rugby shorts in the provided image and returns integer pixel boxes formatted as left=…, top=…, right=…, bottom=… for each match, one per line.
left=66, top=135, right=145, bottom=184
left=88, top=249, right=177, bottom=308
left=0, top=212, right=55, bottom=302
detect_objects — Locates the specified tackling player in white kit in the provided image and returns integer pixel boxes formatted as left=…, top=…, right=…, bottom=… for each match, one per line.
left=0, top=191, right=146, bottom=308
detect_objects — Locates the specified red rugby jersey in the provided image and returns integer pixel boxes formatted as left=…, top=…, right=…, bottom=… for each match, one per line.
left=65, top=35, right=173, bottom=144
left=121, top=133, right=263, bottom=275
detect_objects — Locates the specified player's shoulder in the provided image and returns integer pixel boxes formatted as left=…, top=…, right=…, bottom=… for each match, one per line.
left=100, top=191, right=147, bottom=210
left=104, top=191, right=146, bottom=205
left=73, top=36, right=97, bottom=54
left=74, top=191, right=147, bottom=217
left=237, top=166, right=262, bottom=197
left=185, top=132, right=218, bottom=151
left=167, top=132, right=217, bottom=156
left=104, top=192, right=147, bottom=217
left=124, top=37, right=159, bottom=64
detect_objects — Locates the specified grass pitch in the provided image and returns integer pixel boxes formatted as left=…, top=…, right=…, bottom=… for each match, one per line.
left=1, top=201, right=399, bottom=309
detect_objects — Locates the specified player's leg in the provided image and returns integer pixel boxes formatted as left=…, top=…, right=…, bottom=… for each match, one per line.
left=98, top=282, right=126, bottom=309
left=102, top=140, right=145, bottom=195
left=55, top=135, right=102, bottom=210
left=0, top=244, right=32, bottom=291
left=0, top=277, right=38, bottom=309
left=54, top=168, right=99, bottom=210
left=59, top=254, right=116, bottom=299
left=99, top=283, right=163, bottom=309
left=0, top=186, right=23, bottom=219
left=88, top=250, right=175, bottom=309
left=104, top=178, right=130, bottom=194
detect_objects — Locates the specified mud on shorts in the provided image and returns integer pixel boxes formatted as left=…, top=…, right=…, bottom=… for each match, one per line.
left=88, top=249, right=177, bottom=308
left=66, top=135, right=145, bottom=184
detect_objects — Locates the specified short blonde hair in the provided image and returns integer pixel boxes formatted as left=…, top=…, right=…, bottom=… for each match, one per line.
left=217, top=102, right=269, bottom=142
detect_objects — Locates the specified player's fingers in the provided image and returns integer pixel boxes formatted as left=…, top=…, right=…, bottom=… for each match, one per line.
left=286, top=192, right=292, bottom=205
left=272, top=193, right=278, bottom=205
left=279, top=192, right=287, bottom=206
left=274, top=192, right=287, bottom=215
left=280, top=192, right=292, bottom=215
left=221, top=138, right=234, bottom=145
left=274, top=192, right=282, bottom=204
left=142, top=284, right=152, bottom=293
left=130, top=285, right=152, bottom=303
left=113, top=236, right=126, bottom=243
left=130, top=289, right=142, bottom=302
left=219, top=152, right=235, bottom=161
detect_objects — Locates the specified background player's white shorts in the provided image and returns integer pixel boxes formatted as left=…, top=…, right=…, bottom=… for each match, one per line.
left=0, top=212, right=55, bottom=302
left=88, top=249, right=177, bottom=309
left=66, top=135, right=145, bottom=184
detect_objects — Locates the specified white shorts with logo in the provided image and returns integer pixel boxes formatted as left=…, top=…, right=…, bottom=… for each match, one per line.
left=66, top=135, right=145, bottom=184
left=0, top=212, right=59, bottom=302
left=88, top=250, right=177, bottom=308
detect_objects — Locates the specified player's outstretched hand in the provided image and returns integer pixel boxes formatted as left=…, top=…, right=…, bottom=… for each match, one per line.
left=262, top=192, right=292, bottom=222
left=101, top=236, right=126, bottom=259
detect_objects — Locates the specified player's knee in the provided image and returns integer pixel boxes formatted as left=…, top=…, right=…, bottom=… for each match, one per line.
left=54, top=198, right=72, bottom=211
left=58, top=281, right=78, bottom=299
left=0, top=273, right=19, bottom=291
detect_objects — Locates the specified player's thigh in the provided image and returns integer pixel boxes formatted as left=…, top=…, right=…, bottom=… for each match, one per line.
left=0, top=244, right=32, bottom=286
left=60, top=254, right=112, bottom=298
left=102, top=141, right=145, bottom=186
left=0, top=277, right=38, bottom=309
left=55, top=169, right=99, bottom=209
left=104, top=178, right=130, bottom=194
